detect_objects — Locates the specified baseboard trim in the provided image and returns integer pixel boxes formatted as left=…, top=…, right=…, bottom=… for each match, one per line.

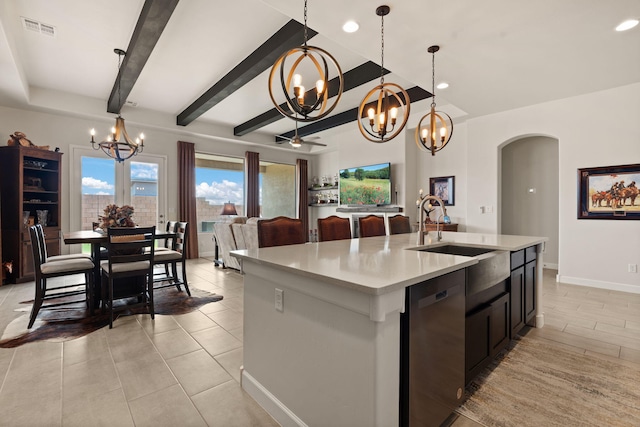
left=241, top=370, right=308, bottom=427
left=543, top=262, right=558, bottom=269
left=556, top=274, right=640, bottom=294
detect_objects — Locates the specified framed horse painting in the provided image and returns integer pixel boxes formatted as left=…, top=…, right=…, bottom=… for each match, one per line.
left=578, top=163, right=640, bottom=219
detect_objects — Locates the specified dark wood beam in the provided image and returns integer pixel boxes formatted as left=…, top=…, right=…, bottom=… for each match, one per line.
left=235, top=61, right=390, bottom=136
left=108, top=0, right=179, bottom=114
left=177, top=20, right=316, bottom=126
left=276, top=86, right=432, bottom=140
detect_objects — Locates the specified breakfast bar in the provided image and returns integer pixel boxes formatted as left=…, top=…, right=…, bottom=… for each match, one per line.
left=231, top=231, right=546, bottom=427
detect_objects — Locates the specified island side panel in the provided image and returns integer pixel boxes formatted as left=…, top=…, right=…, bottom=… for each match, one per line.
left=242, top=262, right=403, bottom=427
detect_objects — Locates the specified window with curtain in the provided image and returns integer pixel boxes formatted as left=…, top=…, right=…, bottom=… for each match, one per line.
left=260, top=160, right=296, bottom=218
left=195, top=153, right=244, bottom=231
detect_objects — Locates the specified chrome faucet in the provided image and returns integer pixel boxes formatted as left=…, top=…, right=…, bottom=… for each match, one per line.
left=417, top=195, right=448, bottom=245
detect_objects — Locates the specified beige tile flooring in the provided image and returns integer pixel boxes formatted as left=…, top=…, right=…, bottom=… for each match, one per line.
left=0, top=263, right=638, bottom=426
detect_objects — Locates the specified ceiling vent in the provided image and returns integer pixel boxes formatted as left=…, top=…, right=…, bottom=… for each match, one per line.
left=21, top=17, right=56, bottom=37
left=125, top=101, right=138, bottom=107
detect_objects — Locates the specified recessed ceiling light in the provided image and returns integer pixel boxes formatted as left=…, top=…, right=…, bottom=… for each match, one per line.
left=436, top=82, right=449, bottom=90
left=616, top=19, right=639, bottom=31
left=342, top=20, right=359, bottom=33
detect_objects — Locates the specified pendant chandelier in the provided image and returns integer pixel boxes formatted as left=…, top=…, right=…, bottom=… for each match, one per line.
left=90, top=48, right=145, bottom=163
left=415, top=45, right=453, bottom=155
left=357, top=5, right=410, bottom=143
left=268, top=0, right=343, bottom=122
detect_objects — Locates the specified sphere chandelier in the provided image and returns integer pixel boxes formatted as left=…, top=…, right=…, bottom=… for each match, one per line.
left=415, top=45, right=454, bottom=155
left=268, top=0, right=344, bottom=122
left=357, top=5, right=410, bottom=143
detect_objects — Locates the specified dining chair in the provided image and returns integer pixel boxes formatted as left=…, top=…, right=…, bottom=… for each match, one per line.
left=35, top=224, right=92, bottom=262
left=153, top=221, right=191, bottom=296
left=358, top=215, right=386, bottom=237
left=317, top=215, right=352, bottom=242
left=388, top=214, right=412, bottom=235
left=257, top=216, right=306, bottom=248
left=156, top=221, right=178, bottom=253
left=101, top=226, right=156, bottom=328
left=28, top=225, right=95, bottom=329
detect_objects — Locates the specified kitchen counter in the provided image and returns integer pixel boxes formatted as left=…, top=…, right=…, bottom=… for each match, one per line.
left=231, top=231, right=545, bottom=295
left=231, top=232, right=546, bottom=427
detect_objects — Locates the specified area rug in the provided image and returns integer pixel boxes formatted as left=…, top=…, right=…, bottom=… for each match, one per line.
left=455, top=335, right=640, bottom=427
left=0, top=287, right=223, bottom=348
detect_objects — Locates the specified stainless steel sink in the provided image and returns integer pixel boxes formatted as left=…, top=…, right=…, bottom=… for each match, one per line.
left=418, top=245, right=495, bottom=257
left=414, top=245, right=510, bottom=295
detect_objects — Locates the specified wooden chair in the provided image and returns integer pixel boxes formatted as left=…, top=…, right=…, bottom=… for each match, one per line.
left=358, top=215, right=386, bottom=238
left=257, top=216, right=306, bottom=248
left=317, top=216, right=351, bottom=242
left=35, top=224, right=92, bottom=262
left=388, top=215, right=412, bottom=235
left=28, top=225, right=95, bottom=328
left=153, top=221, right=191, bottom=296
left=101, top=226, right=156, bottom=328
left=157, top=221, right=178, bottom=253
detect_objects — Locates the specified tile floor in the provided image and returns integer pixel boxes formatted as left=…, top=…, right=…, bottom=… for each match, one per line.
left=0, top=263, right=638, bottom=426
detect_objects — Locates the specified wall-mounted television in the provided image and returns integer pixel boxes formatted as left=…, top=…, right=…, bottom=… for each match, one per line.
left=339, top=162, right=392, bottom=206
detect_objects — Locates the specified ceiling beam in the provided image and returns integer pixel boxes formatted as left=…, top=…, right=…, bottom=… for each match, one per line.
left=177, top=20, right=316, bottom=126
left=234, top=61, right=390, bottom=136
left=108, top=0, right=179, bottom=114
left=275, top=86, right=432, bottom=140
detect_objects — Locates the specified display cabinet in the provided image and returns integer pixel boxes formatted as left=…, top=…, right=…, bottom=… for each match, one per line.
left=0, top=146, right=62, bottom=283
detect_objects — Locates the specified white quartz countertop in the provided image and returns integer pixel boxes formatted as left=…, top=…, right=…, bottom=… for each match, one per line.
left=231, top=232, right=547, bottom=296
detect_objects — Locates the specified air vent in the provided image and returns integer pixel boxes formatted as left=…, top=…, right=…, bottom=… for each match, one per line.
left=125, top=101, right=138, bottom=107
left=21, top=17, right=56, bottom=37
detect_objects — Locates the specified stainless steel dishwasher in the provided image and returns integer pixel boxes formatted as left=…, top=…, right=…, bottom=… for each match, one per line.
left=400, top=269, right=465, bottom=427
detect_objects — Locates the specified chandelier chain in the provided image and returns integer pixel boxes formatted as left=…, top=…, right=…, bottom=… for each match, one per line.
left=303, top=0, right=308, bottom=48
left=117, top=51, right=123, bottom=114
left=431, top=49, right=436, bottom=108
left=380, top=13, right=385, bottom=84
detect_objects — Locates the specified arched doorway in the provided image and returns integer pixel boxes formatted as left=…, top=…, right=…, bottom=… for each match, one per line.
left=500, top=136, right=559, bottom=268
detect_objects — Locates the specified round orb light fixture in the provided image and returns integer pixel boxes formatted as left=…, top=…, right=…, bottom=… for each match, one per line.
left=357, top=5, right=410, bottom=143
left=415, top=45, right=453, bottom=156
left=268, top=0, right=344, bottom=122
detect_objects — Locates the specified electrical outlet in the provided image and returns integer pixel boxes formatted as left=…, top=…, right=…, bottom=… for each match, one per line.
left=275, top=288, right=284, bottom=312
left=629, top=264, right=638, bottom=273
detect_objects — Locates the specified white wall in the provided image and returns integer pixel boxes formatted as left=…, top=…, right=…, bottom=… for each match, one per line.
left=463, top=83, right=640, bottom=292
left=501, top=136, right=559, bottom=267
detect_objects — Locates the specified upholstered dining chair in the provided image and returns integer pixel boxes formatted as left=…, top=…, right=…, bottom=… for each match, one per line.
left=153, top=221, right=191, bottom=296
left=28, top=225, right=95, bottom=328
left=317, top=215, right=352, bottom=242
left=35, top=224, right=92, bottom=262
left=101, top=226, right=155, bottom=328
left=388, top=214, right=412, bottom=235
left=358, top=215, right=386, bottom=237
left=257, top=216, right=306, bottom=248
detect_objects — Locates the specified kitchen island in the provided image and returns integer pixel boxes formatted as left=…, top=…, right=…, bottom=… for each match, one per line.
left=231, top=231, right=546, bottom=427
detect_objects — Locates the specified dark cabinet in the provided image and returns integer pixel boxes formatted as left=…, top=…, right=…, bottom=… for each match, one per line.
left=510, top=265, right=525, bottom=336
left=0, top=146, right=62, bottom=283
left=510, top=246, right=537, bottom=336
left=465, top=291, right=510, bottom=384
left=525, top=258, right=537, bottom=323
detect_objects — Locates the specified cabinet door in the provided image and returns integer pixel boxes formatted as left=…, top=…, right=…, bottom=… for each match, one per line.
left=510, top=266, right=525, bottom=337
left=525, top=260, right=537, bottom=323
left=490, top=293, right=510, bottom=357
left=21, top=242, right=35, bottom=278
left=465, top=305, right=491, bottom=384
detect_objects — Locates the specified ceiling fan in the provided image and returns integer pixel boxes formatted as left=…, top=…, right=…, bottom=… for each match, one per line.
left=276, top=120, right=327, bottom=148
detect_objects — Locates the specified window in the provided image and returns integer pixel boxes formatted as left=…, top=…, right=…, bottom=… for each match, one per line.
left=195, top=154, right=244, bottom=231
left=259, top=160, right=296, bottom=218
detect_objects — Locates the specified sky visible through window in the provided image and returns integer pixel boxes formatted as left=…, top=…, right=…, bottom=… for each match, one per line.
left=195, top=167, right=244, bottom=205
left=81, top=158, right=158, bottom=195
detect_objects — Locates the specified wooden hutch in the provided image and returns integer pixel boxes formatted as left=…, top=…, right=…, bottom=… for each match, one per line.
left=0, top=146, right=62, bottom=283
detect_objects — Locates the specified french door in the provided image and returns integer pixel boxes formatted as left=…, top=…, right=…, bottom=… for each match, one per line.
left=69, top=145, right=167, bottom=232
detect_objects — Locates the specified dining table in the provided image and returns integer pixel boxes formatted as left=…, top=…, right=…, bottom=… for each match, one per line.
left=63, top=229, right=175, bottom=308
